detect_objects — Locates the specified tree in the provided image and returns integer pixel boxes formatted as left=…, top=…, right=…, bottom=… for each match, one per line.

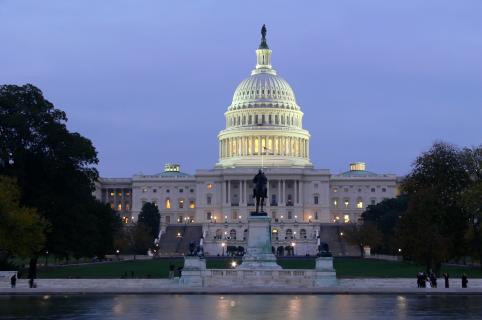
left=362, top=196, right=408, bottom=254
left=344, top=223, right=383, bottom=257
left=138, top=202, right=160, bottom=240
left=0, top=84, right=118, bottom=275
left=397, top=190, right=450, bottom=273
left=401, top=142, right=471, bottom=260
left=0, top=176, right=48, bottom=268
left=130, top=223, right=153, bottom=256
left=461, top=182, right=482, bottom=269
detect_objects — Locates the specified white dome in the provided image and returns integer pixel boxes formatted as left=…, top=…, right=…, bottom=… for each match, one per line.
left=230, top=72, right=299, bottom=110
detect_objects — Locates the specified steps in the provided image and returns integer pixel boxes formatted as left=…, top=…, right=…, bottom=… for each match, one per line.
left=159, top=225, right=203, bottom=255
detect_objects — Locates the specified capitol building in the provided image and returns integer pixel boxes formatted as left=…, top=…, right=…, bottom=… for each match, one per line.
left=95, top=27, right=397, bottom=256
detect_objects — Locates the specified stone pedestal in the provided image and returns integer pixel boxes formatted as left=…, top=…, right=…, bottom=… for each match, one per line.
left=238, top=212, right=281, bottom=270
left=314, top=256, right=337, bottom=286
left=179, top=256, right=206, bottom=287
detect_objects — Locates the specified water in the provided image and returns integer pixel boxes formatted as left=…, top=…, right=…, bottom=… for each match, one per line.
left=1, top=295, right=481, bottom=320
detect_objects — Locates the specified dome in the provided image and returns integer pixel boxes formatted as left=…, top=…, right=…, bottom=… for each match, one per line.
left=216, top=25, right=312, bottom=169
left=230, top=72, right=299, bottom=110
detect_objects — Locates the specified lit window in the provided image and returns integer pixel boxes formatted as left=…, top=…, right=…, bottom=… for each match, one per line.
left=110, top=191, right=114, bottom=197
left=125, top=192, right=130, bottom=197
left=189, top=200, right=195, bottom=209
left=142, top=188, right=148, bottom=193
left=344, top=215, right=350, bottom=223
left=165, top=198, right=171, bottom=209
left=356, top=200, right=363, bottom=209
left=125, top=203, right=130, bottom=210
left=117, top=191, right=122, bottom=197
left=153, top=201, right=158, bottom=207
left=207, top=183, right=213, bottom=190
left=117, top=203, right=122, bottom=211
left=178, top=199, right=184, bottom=209
left=333, top=198, right=339, bottom=208
left=344, top=199, right=349, bottom=208
left=333, top=188, right=338, bottom=193
left=110, top=203, right=114, bottom=209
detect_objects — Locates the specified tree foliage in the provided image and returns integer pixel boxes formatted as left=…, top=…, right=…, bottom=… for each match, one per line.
left=0, top=84, right=119, bottom=266
left=138, top=202, right=160, bottom=240
left=344, top=223, right=383, bottom=257
left=0, top=176, right=48, bottom=265
left=399, top=142, right=482, bottom=271
left=362, top=196, right=408, bottom=254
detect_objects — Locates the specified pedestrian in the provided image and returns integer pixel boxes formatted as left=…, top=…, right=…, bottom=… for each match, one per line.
left=429, top=272, right=437, bottom=288
left=10, top=274, right=16, bottom=288
left=28, top=277, right=34, bottom=288
left=443, top=272, right=449, bottom=288
left=462, top=273, right=468, bottom=288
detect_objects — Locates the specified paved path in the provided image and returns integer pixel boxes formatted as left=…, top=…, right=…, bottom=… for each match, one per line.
left=1, top=278, right=482, bottom=295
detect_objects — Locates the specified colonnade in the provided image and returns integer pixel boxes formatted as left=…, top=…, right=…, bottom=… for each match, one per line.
left=219, top=136, right=309, bottom=158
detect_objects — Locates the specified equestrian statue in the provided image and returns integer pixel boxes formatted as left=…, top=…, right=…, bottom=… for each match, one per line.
left=252, top=169, right=268, bottom=213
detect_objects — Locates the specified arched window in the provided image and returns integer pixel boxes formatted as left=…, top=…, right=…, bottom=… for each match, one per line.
left=272, top=228, right=279, bottom=240
left=356, top=198, right=364, bottom=209
left=215, top=229, right=222, bottom=240
left=230, top=229, right=237, bottom=240
left=165, top=198, right=171, bottom=209
left=300, top=229, right=307, bottom=239
left=178, top=198, right=184, bottom=209
left=286, top=229, right=293, bottom=240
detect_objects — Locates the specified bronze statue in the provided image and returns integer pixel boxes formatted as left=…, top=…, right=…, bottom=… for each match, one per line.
left=253, top=169, right=268, bottom=213
left=261, top=24, right=267, bottom=40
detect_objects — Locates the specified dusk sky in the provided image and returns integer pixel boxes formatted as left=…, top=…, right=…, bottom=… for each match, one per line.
left=1, top=1, right=481, bottom=177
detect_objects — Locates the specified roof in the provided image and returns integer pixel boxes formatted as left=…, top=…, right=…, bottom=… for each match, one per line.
left=336, top=170, right=380, bottom=178
left=156, top=171, right=192, bottom=178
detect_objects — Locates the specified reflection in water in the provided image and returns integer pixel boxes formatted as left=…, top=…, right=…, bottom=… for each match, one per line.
left=1, top=295, right=482, bottom=320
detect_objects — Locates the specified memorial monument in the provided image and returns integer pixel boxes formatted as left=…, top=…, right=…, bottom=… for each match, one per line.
left=238, top=169, right=282, bottom=269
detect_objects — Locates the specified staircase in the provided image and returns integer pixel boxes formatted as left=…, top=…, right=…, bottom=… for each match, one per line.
left=158, top=224, right=203, bottom=255
left=319, top=224, right=359, bottom=256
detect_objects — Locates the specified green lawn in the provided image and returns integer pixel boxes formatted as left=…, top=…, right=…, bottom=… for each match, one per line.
left=36, top=257, right=482, bottom=279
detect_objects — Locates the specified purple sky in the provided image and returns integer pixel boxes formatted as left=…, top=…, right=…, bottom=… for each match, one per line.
left=1, top=1, right=481, bottom=177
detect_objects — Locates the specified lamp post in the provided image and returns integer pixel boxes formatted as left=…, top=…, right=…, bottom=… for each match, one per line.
left=221, top=242, right=226, bottom=256
left=116, top=249, right=120, bottom=260
left=45, top=250, right=49, bottom=267
left=291, top=242, right=296, bottom=256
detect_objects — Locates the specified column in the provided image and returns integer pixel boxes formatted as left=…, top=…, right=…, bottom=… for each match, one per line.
left=227, top=180, right=231, bottom=205
left=282, top=180, right=285, bottom=204
left=267, top=180, right=270, bottom=207
left=277, top=181, right=281, bottom=204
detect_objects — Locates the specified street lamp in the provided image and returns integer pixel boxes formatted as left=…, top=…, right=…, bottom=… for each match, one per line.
left=231, top=261, right=237, bottom=268
left=291, top=242, right=296, bottom=256
left=45, top=250, right=49, bottom=267
left=221, top=242, right=226, bottom=256
left=116, top=249, right=120, bottom=260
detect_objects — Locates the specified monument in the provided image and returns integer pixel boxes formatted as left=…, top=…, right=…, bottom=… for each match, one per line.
left=238, top=169, right=282, bottom=269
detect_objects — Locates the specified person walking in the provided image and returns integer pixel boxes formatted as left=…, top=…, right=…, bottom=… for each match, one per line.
left=443, top=272, right=449, bottom=288
left=10, top=274, right=16, bottom=288
left=462, top=273, right=468, bottom=288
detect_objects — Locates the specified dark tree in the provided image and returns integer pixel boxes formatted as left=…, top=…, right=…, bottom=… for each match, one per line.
left=138, top=202, right=160, bottom=240
left=361, top=196, right=408, bottom=254
left=0, top=84, right=118, bottom=275
left=399, top=142, right=474, bottom=271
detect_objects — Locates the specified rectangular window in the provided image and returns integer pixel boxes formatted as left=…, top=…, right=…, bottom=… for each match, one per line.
left=333, top=199, right=338, bottom=208
left=344, top=199, right=349, bottom=208
left=179, top=199, right=184, bottom=209
left=344, top=215, right=350, bottom=223
left=232, top=211, right=237, bottom=220
left=314, top=196, right=319, bottom=205
left=125, top=203, right=130, bottom=211
left=288, top=211, right=292, bottom=219
left=207, top=195, right=212, bottom=205
left=356, top=200, right=363, bottom=209
left=189, top=200, right=195, bottom=209
left=206, top=212, right=212, bottom=220
left=271, top=194, right=277, bottom=205
left=315, top=211, right=319, bottom=220
left=117, top=203, right=122, bottom=211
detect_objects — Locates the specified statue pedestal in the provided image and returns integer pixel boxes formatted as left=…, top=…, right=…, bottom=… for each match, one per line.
left=238, top=212, right=281, bottom=270
left=179, top=256, right=206, bottom=287
left=313, top=256, right=337, bottom=286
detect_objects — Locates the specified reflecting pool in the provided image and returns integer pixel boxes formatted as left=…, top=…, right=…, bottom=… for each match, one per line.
left=1, top=294, right=482, bottom=320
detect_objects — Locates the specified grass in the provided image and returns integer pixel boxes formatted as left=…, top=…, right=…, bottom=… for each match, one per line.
left=36, top=257, right=482, bottom=279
